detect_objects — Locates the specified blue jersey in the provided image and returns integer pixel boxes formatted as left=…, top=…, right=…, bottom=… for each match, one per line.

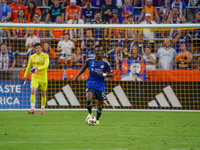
left=82, top=7, right=95, bottom=22
left=86, top=58, right=112, bottom=91
left=0, top=4, right=11, bottom=20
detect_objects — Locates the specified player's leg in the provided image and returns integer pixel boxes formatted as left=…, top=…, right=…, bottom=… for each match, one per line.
left=29, top=86, right=38, bottom=114
left=96, top=91, right=106, bottom=125
left=86, top=87, right=94, bottom=116
left=96, top=100, right=103, bottom=125
left=39, top=82, right=48, bottom=115
left=40, top=90, right=46, bottom=115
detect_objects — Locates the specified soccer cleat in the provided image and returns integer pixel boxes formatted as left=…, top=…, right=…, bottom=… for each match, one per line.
left=28, top=109, right=35, bottom=115
left=40, top=110, right=44, bottom=115
left=96, top=120, right=100, bottom=125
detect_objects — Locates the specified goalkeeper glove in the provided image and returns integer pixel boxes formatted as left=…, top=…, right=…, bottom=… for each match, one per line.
left=22, top=78, right=26, bottom=86
left=31, top=68, right=38, bottom=74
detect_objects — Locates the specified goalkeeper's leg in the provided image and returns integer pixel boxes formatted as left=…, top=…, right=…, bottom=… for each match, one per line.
left=39, top=82, right=48, bottom=115
left=40, top=90, right=47, bottom=115
left=29, top=87, right=37, bottom=114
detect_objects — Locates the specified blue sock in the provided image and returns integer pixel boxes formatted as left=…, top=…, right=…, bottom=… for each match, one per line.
left=86, top=103, right=92, bottom=114
left=96, top=109, right=102, bottom=121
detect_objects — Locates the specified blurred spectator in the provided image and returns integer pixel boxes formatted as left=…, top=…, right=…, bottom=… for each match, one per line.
left=125, top=32, right=146, bottom=55
left=170, top=0, right=186, bottom=18
left=107, top=9, right=123, bottom=41
left=167, top=7, right=186, bottom=38
left=67, top=12, right=84, bottom=39
left=121, top=0, right=134, bottom=24
left=32, top=13, right=43, bottom=38
left=50, top=15, right=65, bottom=48
left=81, top=2, right=95, bottom=23
left=71, top=47, right=84, bottom=69
left=8, top=0, right=27, bottom=21
left=13, top=9, right=28, bottom=52
left=156, top=39, right=176, bottom=70
left=0, top=0, right=11, bottom=22
left=113, top=0, right=124, bottom=8
left=0, top=43, right=16, bottom=80
left=174, top=43, right=193, bottom=70
left=8, top=0, right=41, bottom=5
left=80, top=0, right=104, bottom=7
left=143, top=47, right=156, bottom=70
left=187, top=0, right=200, bottom=22
left=107, top=42, right=124, bottom=69
left=159, top=0, right=170, bottom=23
left=125, top=14, right=136, bottom=40
left=65, top=0, right=82, bottom=23
left=109, top=8, right=119, bottom=23
left=100, top=0, right=118, bottom=23
left=192, top=10, right=200, bottom=53
left=171, top=30, right=193, bottom=53
left=132, top=0, right=144, bottom=7
left=91, top=11, right=104, bottom=39
left=167, top=7, right=186, bottom=24
left=25, top=1, right=41, bottom=22
left=43, top=42, right=57, bottom=69
left=136, top=0, right=160, bottom=24
left=13, top=9, right=28, bottom=36
left=192, top=9, right=200, bottom=23
left=0, top=29, right=10, bottom=45
left=140, top=12, right=157, bottom=49
left=57, top=32, right=75, bottom=68
left=45, top=0, right=65, bottom=23
left=81, top=29, right=98, bottom=59
left=129, top=45, right=143, bottom=61
left=25, top=30, right=40, bottom=55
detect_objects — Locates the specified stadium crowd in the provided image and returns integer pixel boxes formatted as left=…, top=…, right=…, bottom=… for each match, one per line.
left=0, top=0, right=200, bottom=80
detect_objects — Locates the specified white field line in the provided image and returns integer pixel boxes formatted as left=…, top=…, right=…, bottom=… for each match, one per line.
left=0, top=109, right=200, bottom=112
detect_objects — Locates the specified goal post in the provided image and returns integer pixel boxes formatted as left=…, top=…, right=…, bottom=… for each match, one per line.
left=0, top=23, right=199, bottom=111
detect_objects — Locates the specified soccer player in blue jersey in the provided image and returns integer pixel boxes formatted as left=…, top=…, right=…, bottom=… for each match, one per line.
left=73, top=45, right=113, bottom=125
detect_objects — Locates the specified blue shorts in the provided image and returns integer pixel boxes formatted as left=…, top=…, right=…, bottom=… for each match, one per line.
left=86, top=86, right=106, bottom=100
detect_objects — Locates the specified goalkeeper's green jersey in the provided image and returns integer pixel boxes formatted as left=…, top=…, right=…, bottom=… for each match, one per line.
left=24, top=52, right=49, bottom=83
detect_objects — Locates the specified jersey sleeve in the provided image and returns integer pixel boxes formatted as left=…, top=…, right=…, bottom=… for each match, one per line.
left=24, top=56, right=32, bottom=78
left=6, top=5, right=11, bottom=12
left=182, top=3, right=186, bottom=9
left=38, top=54, right=49, bottom=71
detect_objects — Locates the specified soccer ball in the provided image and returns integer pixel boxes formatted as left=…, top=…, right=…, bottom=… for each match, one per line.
left=86, top=116, right=97, bottom=126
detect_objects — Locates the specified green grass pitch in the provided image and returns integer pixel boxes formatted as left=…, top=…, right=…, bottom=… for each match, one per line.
left=0, top=111, right=200, bottom=150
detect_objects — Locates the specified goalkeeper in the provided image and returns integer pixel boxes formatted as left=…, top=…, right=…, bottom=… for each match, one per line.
left=22, top=43, right=49, bottom=115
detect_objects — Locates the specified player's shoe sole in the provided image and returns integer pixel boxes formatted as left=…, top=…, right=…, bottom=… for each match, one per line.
left=28, top=109, right=35, bottom=115
left=40, top=110, right=44, bottom=115
left=96, top=120, right=100, bottom=125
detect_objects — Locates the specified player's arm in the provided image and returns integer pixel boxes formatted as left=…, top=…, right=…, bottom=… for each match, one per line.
left=22, top=56, right=33, bottom=85
left=73, top=64, right=88, bottom=83
left=24, top=56, right=32, bottom=78
left=37, top=54, right=50, bottom=71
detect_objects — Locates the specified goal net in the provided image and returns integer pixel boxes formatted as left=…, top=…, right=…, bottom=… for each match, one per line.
left=0, top=23, right=199, bottom=110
